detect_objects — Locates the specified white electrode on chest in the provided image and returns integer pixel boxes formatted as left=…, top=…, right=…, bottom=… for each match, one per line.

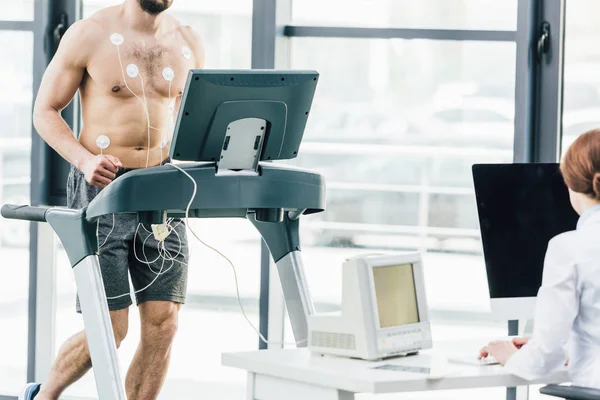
left=110, top=33, right=124, bottom=46
left=96, top=135, right=111, bottom=150
left=168, top=100, right=175, bottom=112
left=160, top=138, right=168, bottom=149
left=182, top=46, right=192, bottom=60
left=126, top=64, right=140, bottom=78
left=162, top=67, right=175, bottom=82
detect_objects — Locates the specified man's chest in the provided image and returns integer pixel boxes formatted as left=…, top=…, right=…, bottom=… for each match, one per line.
left=86, top=38, right=193, bottom=98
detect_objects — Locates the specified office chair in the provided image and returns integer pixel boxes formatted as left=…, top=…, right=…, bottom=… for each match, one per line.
left=541, top=384, right=600, bottom=399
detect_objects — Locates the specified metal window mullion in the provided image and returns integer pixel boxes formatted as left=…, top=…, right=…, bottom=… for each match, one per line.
left=514, top=0, right=565, bottom=165
left=29, top=0, right=81, bottom=385
left=32, top=0, right=83, bottom=208
left=28, top=0, right=48, bottom=384
left=47, top=0, right=80, bottom=207
left=509, top=1, right=540, bottom=399
left=252, top=0, right=278, bottom=350
left=513, top=0, right=539, bottom=163
left=254, top=0, right=294, bottom=350
left=509, top=3, right=565, bottom=400
left=275, top=0, right=292, bottom=69
left=284, top=25, right=516, bottom=42
left=252, top=0, right=277, bottom=70
left=534, top=0, right=566, bottom=162
left=253, top=0, right=294, bottom=350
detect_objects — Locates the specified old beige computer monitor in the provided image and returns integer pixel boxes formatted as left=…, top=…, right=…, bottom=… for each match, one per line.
left=308, top=253, right=432, bottom=361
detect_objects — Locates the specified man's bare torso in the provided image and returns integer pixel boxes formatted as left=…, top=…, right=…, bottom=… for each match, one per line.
left=78, top=6, right=199, bottom=168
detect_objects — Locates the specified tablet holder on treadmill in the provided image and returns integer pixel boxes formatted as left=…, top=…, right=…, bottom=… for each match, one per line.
left=170, top=69, right=319, bottom=173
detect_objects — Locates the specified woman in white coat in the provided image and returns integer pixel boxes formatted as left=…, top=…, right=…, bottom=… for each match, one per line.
left=479, top=128, right=600, bottom=388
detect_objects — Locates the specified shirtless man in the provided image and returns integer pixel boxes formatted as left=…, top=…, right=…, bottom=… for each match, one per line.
left=20, top=1, right=204, bottom=399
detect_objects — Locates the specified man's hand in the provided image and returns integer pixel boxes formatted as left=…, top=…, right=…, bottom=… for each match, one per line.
left=80, top=154, right=122, bottom=189
left=478, top=341, right=519, bottom=365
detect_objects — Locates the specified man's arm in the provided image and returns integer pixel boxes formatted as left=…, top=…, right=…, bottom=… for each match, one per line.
left=33, top=19, right=121, bottom=188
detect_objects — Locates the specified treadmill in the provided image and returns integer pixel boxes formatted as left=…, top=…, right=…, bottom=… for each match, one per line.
left=2, top=70, right=325, bottom=400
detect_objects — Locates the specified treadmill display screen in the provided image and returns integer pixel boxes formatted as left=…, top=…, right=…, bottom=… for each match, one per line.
left=472, top=163, right=579, bottom=299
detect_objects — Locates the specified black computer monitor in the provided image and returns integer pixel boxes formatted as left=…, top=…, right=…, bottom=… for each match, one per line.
left=472, top=163, right=579, bottom=319
left=170, top=69, right=319, bottom=164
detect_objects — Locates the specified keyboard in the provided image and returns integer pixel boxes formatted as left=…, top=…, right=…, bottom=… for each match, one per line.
left=448, top=355, right=499, bottom=366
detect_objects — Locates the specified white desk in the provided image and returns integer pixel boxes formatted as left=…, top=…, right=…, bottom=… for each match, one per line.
left=222, top=341, right=569, bottom=400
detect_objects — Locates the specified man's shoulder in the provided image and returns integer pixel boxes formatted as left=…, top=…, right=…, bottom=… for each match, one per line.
left=68, top=5, right=122, bottom=44
left=56, top=17, right=107, bottom=66
left=63, top=16, right=107, bottom=48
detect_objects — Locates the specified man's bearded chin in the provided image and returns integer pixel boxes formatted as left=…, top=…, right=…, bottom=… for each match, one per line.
left=137, top=0, right=173, bottom=15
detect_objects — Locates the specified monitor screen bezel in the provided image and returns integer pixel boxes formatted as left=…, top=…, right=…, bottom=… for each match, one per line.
left=170, top=69, right=319, bottom=163
left=364, top=253, right=430, bottom=332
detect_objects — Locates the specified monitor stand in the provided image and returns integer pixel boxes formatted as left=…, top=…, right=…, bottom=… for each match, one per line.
left=490, top=297, right=536, bottom=321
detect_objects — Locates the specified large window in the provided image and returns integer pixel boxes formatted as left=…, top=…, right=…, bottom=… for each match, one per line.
left=279, top=7, right=521, bottom=400
left=562, top=0, right=600, bottom=154
left=291, top=36, right=514, bottom=329
left=0, top=30, right=33, bottom=396
left=55, top=1, right=254, bottom=398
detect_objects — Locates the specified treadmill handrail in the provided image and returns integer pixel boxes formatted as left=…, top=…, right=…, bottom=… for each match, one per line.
left=1, top=204, right=49, bottom=222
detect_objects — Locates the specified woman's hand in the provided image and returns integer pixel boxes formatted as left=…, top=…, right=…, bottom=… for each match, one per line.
left=479, top=337, right=529, bottom=362
left=511, top=337, right=529, bottom=349
left=478, top=341, right=519, bottom=366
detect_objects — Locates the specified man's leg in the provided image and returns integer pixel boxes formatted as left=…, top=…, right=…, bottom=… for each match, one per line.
left=36, top=309, right=129, bottom=400
left=125, top=301, right=180, bottom=400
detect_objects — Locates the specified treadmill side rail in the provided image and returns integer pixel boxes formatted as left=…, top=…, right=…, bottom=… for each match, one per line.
left=46, top=208, right=98, bottom=267
left=276, top=251, right=315, bottom=347
left=73, top=255, right=126, bottom=400
left=249, top=211, right=315, bottom=346
left=249, top=212, right=300, bottom=262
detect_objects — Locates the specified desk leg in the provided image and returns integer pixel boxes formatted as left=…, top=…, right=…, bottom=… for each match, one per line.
left=247, top=372, right=255, bottom=400
left=507, top=321, right=530, bottom=400
left=516, top=386, right=529, bottom=400
left=507, top=321, right=517, bottom=400
left=506, top=386, right=530, bottom=400
left=247, top=372, right=354, bottom=400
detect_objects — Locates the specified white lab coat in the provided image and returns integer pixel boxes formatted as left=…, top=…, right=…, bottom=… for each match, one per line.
left=504, top=205, right=600, bottom=388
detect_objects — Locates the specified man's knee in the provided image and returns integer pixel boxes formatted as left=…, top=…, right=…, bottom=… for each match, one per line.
left=140, top=301, right=180, bottom=347
left=110, top=308, right=129, bottom=347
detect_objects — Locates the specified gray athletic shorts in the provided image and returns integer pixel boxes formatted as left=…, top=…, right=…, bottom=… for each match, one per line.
left=67, top=161, right=189, bottom=313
